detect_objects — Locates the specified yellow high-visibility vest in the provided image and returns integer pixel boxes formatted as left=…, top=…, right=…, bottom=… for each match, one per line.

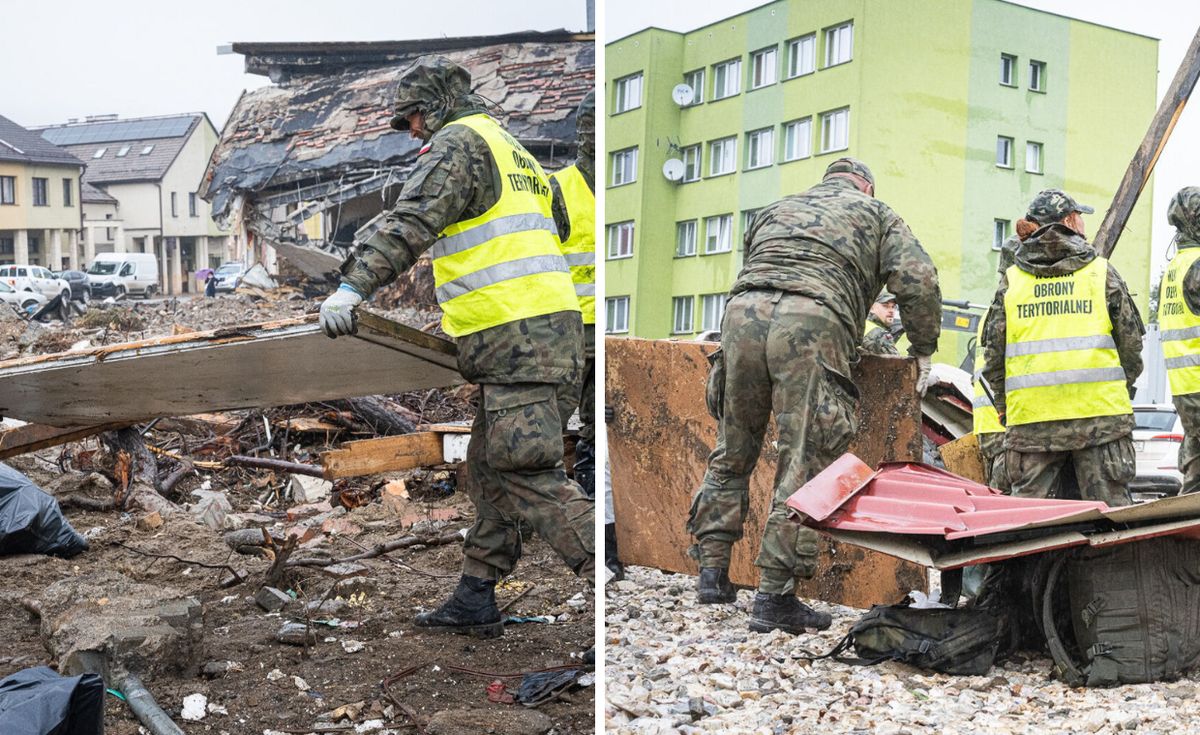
left=1159, top=246, right=1200, bottom=396
left=431, top=114, right=580, bottom=337
left=1003, top=257, right=1131, bottom=426
left=549, top=164, right=595, bottom=325
left=973, top=316, right=1005, bottom=435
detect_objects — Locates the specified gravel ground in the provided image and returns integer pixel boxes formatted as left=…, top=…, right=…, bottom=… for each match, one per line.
left=604, top=565, right=1200, bottom=735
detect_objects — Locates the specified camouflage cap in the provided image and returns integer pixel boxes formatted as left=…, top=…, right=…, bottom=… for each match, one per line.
left=823, top=157, right=875, bottom=188
left=389, top=54, right=473, bottom=135
left=1168, top=186, right=1200, bottom=242
left=875, top=290, right=897, bottom=304
left=1026, top=189, right=1094, bottom=224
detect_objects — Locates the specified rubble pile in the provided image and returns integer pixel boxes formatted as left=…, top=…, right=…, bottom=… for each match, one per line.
left=605, top=566, right=1197, bottom=735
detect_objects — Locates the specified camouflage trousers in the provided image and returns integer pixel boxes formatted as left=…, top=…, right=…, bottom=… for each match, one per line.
left=569, top=325, right=597, bottom=496
left=1006, top=435, right=1135, bottom=507
left=977, top=432, right=1010, bottom=492
left=1177, top=393, right=1200, bottom=495
left=687, top=290, right=858, bottom=595
left=461, top=382, right=595, bottom=583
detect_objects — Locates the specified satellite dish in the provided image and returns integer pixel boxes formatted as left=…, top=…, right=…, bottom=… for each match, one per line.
left=662, top=159, right=685, bottom=182
left=672, top=83, right=695, bottom=106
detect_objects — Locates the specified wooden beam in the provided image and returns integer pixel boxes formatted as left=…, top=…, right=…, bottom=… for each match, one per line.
left=0, top=422, right=128, bottom=459
left=1094, top=25, right=1200, bottom=257
left=319, top=432, right=445, bottom=479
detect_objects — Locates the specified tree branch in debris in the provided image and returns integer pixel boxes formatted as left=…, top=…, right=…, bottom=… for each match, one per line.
left=287, top=530, right=461, bottom=568
left=225, top=455, right=325, bottom=478
left=101, top=427, right=179, bottom=516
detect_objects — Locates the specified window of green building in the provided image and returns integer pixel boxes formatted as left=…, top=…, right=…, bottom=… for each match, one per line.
left=993, top=219, right=1010, bottom=251
left=704, top=214, right=733, bottom=254
left=611, top=147, right=638, bottom=186
left=614, top=73, right=643, bottom=113
left=1026, top=141, right=1043, bottom=174
left=683, top=69, right=705, bottom=105
left=701, top=293, right=726, bottom=332
left=787, top=34, right=816, bottom=78
left=712, top=58, right=741, bottom=100
left=676, top=220, right=697, bottom=257
left=672, top=296, right=694, bottom=334
left=1029, top=60, right=1046, bottom=92
left=784, top=118, right=813, bottom=161
left=709, top=137, right=736, bottom=176
left=819, top=108, right=849, bottom=153
left=824, top=22, right=853, bottom=67
left=1000, top=53, right=1017, bottom=86
left=682, top=145, right=701, bottom=182
left=996, top=136, right=1014, bottom=168
left=606, top=296, right=630, bottom=334
left=746, top=127, right=774, bottom=169
left=607, top=221, right=635, bottom=259
left=750, top=46, right=777, bottom=89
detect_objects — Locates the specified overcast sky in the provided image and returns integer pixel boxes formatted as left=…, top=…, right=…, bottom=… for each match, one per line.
left=607, top=0, right=1200, bottom=278
left=0, top=0, right=590, bottom=130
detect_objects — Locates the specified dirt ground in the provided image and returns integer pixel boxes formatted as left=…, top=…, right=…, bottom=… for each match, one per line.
left=0, top=290, right=595, bottom=734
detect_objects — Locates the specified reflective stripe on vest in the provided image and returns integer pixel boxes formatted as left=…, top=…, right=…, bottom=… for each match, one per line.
left=431, top=114, right=580, bottom=337
left=1158, top=246, right=1200, bottom=396
left=1003, top=257, right=1131, bottom=426
left=972, top=317, right=1004, bottom=435
left=549, top=164, right=596, bottom=325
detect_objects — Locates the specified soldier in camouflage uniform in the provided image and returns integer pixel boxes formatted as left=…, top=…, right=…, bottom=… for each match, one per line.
left=549, top=91, right=597, bottom=497
left=319, top=56, right=594, bottom=638
left=982, top=189, right=1143, bottom=506
left=862, top=291, right=900, bottom=356
left=1159, top=187, right=1200, bottom=494
left=687, top=158, right=942, bottom=634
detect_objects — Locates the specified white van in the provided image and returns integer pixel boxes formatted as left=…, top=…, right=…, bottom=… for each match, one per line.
left=87, top=252, right=160, bottom=299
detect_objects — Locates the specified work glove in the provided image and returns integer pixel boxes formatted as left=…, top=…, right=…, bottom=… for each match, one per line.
left=915, top=355, right=932, bottom=396
left=320, top=284, right=364, bottom=338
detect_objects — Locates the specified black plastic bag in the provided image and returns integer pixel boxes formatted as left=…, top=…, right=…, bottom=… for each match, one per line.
left=0, top=463, right=88, bottom=558
left=0, top=666, right=104, bottom=735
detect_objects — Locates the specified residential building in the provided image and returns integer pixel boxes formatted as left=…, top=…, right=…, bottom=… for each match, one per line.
left=605, top=0, right=1157, bottom=361
left=0, top=114, right=84, bottom=269
left=38, top=113, right=232, bottom=295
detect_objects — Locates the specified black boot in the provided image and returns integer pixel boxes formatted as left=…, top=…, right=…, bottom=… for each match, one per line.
left=697, top=567, right=736, bottom=604
left=605, top=523, right=624, bottom=581
left=748, top=592, right=832, bottom=634
left=413, top=575, right=504, bottom=638
left=574, top=439, right=595, bottom=499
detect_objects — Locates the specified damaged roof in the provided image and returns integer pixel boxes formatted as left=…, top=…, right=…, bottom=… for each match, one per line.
left=0, top=114, right=83, bottom=168
left=39, top=114, right=205, bottom=184
left=201, top=32, right=594, bottom=218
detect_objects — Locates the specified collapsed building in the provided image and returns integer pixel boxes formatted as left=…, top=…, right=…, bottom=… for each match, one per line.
left=199, top=30, right=594, bottom=289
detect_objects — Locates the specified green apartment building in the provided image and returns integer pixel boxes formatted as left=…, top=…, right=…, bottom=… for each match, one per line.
left=605, top=0, right=1157, bottom=360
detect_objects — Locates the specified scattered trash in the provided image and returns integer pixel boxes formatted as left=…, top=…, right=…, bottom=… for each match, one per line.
left=340, top=639, right=365, bottom=654
left=0, top=666, right=104, bottom=735
left=266, top=669, right=284, bottom=682
left=0, top=463, right=89, bottom=558
left=180, top=692, right=207, bottom=721
left=487, top=679, right=515, bottom=704
left=515, top=669, right=583, bottom=707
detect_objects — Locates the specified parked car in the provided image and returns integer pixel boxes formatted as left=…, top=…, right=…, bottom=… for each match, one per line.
left=87, top=252, right=159, bottom=299
left=53, top=270, right=92, bottom=303
left=0, top=281, right=47, bottom=313
left=0, top=265, right=70, bottom=303
left=213, top=262, right=247, bottom=293
left=1131, top=404, right=1185, bottom=502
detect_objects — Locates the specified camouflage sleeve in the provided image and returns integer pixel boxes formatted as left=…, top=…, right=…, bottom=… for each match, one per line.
left=1107, top=265, right=1145, bottom=394
left=862, top=326, right=899, bottom=356
left=997, top=235, right=1019, bottom=277
left=1184, top=257, right=1200, bottom=315
left=341, top=131, right=478, bottom=297
left=879, top=209, right=942, bottom=357
left=550, top=176, right=571, bottom=244
left=982, top=280, right=1008, bottom=418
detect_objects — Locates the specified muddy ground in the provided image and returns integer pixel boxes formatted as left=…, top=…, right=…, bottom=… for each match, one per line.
left=0, top=290, right=595, bottom=734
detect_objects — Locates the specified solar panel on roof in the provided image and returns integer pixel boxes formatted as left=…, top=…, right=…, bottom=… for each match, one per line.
left=40, top=116, right=195, bottom=146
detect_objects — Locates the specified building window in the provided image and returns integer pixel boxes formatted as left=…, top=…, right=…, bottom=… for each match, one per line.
left=701, top=293, right=726, bottom=332
left=712, top=58, right=741, bottom=100
left=682, top=144, right=701, bottom=182
left=1029, top=60, right=1046, bottom=92
left=750, top=47, right=778, bottom=89
left=0, top=237, right=11, bottom=255
left=141, top=145, right=154, bottom=155
left=672, top=296, right=694, bottom=334
left=607, top=221, right=635, bottom=259
left=611, top=147, right=638, bottom=186
left=746, top=128, right=774, bottom=169
left=819, top=108, right=849, bottom=153
left=1, top=176, right=15, bottom=205
left=709, top=137, right=736, bottom=176
left=683, top=68, right=705, bottom=105
left=996, top=136, right=1013, bottom=168
left=93, top=148, right=106, bottom=159
left=32, top=178, right=48, bottom=207
left=742, top=209, right=760, bottom=237
left=783, top=118, right=813, bottom=161
left=614, top=73, right=643, bottom=113
left=1000, top=54, right=1017, bottom=86
left=1026, top=141, right=1043, bottom=173
left=787, top=34, right=816, bottom=78
left=993, top=219, right=1010, bottom=251
left=704, top=214, right=733, bottom=254
left=189, top=192, right=198, bottom=217
left=824, top=22, right=853, bottom=67
left=171, top=192, right=178, bottom=217
left=116, top=145, right=131, bottom=157
left=62, top=179, right=72, bottom=207
left=606, top=296, right=630, bottom=334
left=676, top=220, right=697, bottom=257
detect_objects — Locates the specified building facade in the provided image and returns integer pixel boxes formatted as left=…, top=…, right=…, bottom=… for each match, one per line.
left=38, top=114, right=232, bottom=295
left=0, top=115, right=84, bottom=270
left=605, top=0, right=1157, bottom=361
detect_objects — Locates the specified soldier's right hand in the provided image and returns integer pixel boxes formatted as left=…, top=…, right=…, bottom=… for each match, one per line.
left=915, top=355, right=932, bottom=396
left=319, top=284, right=364, bottom=338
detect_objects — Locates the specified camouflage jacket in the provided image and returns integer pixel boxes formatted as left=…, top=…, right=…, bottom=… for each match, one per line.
left=730, top=177, right=942, bottom=357
left=997, top=234, right=1021, bottom=277
left=550, top=156, right=595, bottom=243
left=982, top=223, right=1144, bottom=452
left=341, top=105, right=581, bottom=385
left=862, top=314, right=899, bottom=356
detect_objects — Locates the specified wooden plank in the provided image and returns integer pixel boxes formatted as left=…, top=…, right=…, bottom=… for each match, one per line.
left=605, top=337, right=927, bottom=609
left=1094, top=25, right=1200, bottom=257
left=320, top=432, right=445, bottom=479
left=0, top=421, right=128, bottom=459
left=939, top=433, right=987, bottom=485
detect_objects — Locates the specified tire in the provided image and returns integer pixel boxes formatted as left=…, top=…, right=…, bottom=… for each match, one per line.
left=116, top=286, right=127, bottom=298
left=80, top=289, right=90, bottom=304
left=60, top=290, right=70, bottom=304
left=143, top=285, right=157, bottom=299
left=20, top=299, right=38, bottom=311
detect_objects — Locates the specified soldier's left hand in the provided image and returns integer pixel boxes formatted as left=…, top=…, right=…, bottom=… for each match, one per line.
left=320, top=284, right=364, bottom=338
left=915, top=355, right=932, bottom=396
